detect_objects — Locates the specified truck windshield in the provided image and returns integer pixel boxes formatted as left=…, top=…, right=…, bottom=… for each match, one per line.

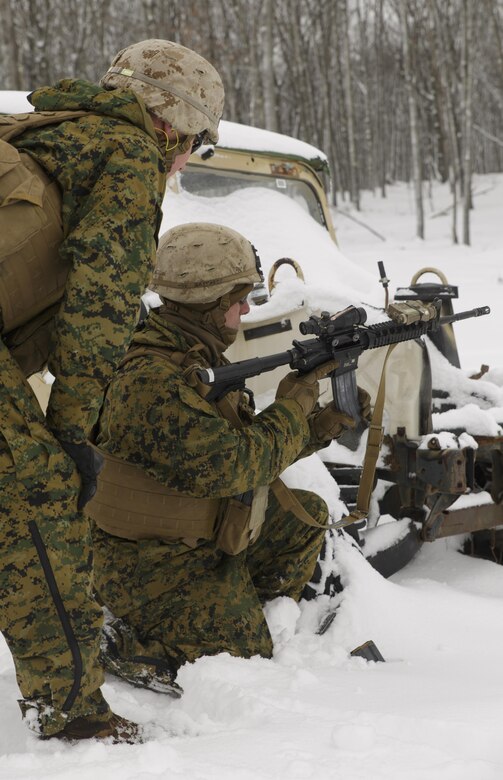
left=179, top=168, right=327, bottom=228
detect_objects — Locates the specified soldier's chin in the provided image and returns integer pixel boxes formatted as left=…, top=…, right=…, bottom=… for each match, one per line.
left=223, top=328, right=239, bottom=347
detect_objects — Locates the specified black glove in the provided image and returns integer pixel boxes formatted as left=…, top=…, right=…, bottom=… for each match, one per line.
left=58, top=440, right=104, bottom=511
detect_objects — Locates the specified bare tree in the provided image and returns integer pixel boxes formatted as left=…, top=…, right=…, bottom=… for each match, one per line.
left=399, top=0, right=424, bottom=238
left=1, top=0, right=502, bottom=238
left=262, top=0, right=277, bottom=131
left=339, top=0, right=360, bottom=208
left=461, top=0, right=474, bottom=245
left=429, top=0, right=462, bottom=242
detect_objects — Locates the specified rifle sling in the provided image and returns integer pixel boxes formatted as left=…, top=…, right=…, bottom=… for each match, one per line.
left=335, top=343, right=397, bottom=529
left=269, top=478, right=331, bottom=529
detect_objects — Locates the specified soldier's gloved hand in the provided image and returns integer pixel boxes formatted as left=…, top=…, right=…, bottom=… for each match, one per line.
left=58, top=441, right=104, bottom=511
left=275, top=371, right=319, bottom=416
left=308, top=403, right=356, bottom=445
left=275, top=361, right=339, bottom=417
left=358, top=386, right=372, bottom=424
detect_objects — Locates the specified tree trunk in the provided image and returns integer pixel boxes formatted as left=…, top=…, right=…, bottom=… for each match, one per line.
left=0, top=1, right=19, bottom=88
left=375, top=0, right=387, bottom=197
left=262, top=0, right=277, bottom=131
left=462, top=0, right=474, bottom=245
left=429, top=0, right=460, bottom=242
left=400, top=0, right=424, bottom=238
left=339, top=0, right=360, bottom=209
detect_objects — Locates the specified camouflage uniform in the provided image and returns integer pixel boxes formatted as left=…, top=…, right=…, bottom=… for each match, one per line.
left=92, top=310, right=328, bottom=668
left=12, top=79, right=166, bottom=440
left=0, top=79, right=166, bottom=735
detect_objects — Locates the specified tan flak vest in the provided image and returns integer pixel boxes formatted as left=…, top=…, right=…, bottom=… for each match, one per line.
left=0, top=109, right=88, bottom=375
left=87, top=345, right=330, bottom=555
left=86, top=445, right=222, bottom=547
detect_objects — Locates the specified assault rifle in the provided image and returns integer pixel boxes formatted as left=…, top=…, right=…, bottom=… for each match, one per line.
left=198, top=301, right=490, bottom=428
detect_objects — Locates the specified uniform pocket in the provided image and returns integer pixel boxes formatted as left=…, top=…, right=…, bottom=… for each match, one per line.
left=0, top=139, right=44, bottom=208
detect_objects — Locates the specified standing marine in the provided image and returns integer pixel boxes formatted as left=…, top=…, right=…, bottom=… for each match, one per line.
left=0, top=41, right=224, bottom=741
left=87, top=223, right=370, bottom=686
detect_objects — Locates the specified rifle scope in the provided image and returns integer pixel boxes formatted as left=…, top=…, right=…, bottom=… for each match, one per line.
left=299, top=305, right=367, bottom=337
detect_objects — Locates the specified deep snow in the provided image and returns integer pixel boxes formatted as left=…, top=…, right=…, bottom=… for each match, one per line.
left=1, top=174, right=503, bottom=779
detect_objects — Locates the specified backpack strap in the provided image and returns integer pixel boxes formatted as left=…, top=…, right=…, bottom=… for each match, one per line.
left=0, top=110, right=90, bottom=143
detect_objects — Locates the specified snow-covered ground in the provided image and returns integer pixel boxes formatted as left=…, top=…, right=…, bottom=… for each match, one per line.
left=1, top=175, right=503, bottom=779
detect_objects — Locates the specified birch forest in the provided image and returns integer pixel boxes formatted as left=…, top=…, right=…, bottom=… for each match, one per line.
left=1, top=0, right=502, bottom=242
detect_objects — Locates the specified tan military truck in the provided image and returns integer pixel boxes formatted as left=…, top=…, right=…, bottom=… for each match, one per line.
left=163, top=121, right=502, bottom=582
left=2, top=91, right=501, bottom=580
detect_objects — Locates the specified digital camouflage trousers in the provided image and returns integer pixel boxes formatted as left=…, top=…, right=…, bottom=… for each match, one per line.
left=92, top=487, right=328, bottom=669
left=0, top=338, right=109, bottom=736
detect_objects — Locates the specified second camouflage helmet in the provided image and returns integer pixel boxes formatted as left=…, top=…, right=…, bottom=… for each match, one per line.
left=151, top=223, right=263, bottom=304
left=100, top=39, right=224, bottom=143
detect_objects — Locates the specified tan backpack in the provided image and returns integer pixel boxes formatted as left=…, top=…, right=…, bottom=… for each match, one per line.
left=0, top=109, right=87, bottom=376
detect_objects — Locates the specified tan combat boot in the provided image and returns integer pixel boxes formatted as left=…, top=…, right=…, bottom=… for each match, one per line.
left=50, top=712, right=142, bottom=743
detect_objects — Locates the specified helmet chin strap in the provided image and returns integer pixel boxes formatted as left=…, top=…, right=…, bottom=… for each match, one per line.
left=154, top=128, right=193, bottom=171
left=203, top=283, right=253, bottom=348
left=202, top=293, right=235, bottom=349
left=160, top=284, right=253, bottom=352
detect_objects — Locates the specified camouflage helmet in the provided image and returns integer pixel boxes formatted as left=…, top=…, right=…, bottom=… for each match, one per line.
left=151, top=223, right=263, bottom=304
left=100, top=39, right=224, bottom=143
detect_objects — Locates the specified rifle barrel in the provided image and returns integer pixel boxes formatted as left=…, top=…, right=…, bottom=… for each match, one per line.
left=439, top=306, right=490, bottom=325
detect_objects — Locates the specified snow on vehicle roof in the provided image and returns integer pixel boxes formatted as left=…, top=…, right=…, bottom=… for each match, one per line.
left=0, top=91, right=327, bottom=168
left=212, top=120, right=328, bottom=169
left=160, top=184, right=380, bottom=322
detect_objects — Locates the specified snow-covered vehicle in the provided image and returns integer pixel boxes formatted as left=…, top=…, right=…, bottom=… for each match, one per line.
left=159, top=124, right=503, bottom=584
left=3, top=89, right=501, bottom=579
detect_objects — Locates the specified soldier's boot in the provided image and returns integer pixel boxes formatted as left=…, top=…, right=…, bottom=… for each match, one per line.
left=50, top=712, right=142, bottom=743
left=101, top=613, right=183, bottom=698
left=19, top=698, right=142, bottom=743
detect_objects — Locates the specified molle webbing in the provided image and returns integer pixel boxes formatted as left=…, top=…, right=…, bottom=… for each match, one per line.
left=86, top=448, right=220, bottom=544
left=0, top=110, right=88, bottom=339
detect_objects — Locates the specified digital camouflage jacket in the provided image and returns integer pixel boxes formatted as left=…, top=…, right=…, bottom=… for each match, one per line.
left=95, top=312, right=311, bottom=498
left=12, top=79, right=167, bottom=442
